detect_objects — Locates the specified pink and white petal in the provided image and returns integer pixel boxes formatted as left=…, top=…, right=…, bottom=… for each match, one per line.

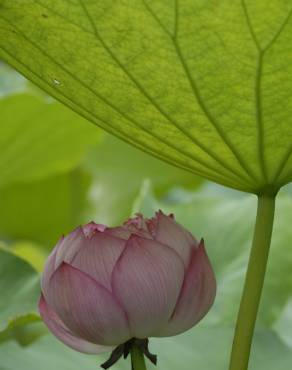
left=154, top=211, right=197, bottom=267
left=54, top=227, right=86, bottom=268
left=112, top=236, right=185, bottom=338
left=41, top=236, right=64, bottom=299
left=39, top=294, right=112, bottom=354
left=71, top=233, right=125, bottom=290
left=48, top=263, right=130, bottom=346
left=155, top=241, right=216, bottom=337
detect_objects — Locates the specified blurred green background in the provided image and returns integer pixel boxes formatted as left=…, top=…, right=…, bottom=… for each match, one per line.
left=0, top=62, right=291, bottom=370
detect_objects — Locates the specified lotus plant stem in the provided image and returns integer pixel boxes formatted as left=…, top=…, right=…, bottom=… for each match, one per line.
left=229, top=194, right=276, bottom=370
left=131, top=345, right=147, bottom=370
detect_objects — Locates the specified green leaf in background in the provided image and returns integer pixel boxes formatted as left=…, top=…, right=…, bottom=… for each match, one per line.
left=0, top=92, right=101, bottom=188
left=0, top=248, right=40, bottom=333
left=1, top=327, right=292, bottom=370
left=11, top=241, right=47, bottom=272
left=0, top=169, right=91, bottom=247
left=84, top=135, right=201, bottom=225
left=1, top=1, right=292, bottom=192
left=0, top=73, right=103, bottom=246
left=0, top=320, right=47, bottom=347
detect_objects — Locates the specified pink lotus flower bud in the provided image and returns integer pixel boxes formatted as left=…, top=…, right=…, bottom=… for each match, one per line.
left=39, top=211, right=216, bottom=356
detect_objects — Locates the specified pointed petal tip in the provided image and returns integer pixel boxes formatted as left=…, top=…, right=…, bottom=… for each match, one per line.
left=156, top=209, right=174, bottom=219
left=198, top=238, right=205, bottom=248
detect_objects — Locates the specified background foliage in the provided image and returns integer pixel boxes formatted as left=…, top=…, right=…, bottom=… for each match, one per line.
left=0, top=63, right=291, bottom=370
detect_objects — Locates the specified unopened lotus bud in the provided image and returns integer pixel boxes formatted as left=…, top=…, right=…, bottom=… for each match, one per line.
left=39, top=211, right=216, bottom=364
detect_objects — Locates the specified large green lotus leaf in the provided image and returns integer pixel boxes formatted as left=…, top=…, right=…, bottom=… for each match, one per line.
left=0, top=248, right=40, bottom=332
left=0, top=93, right=100, bottom=188
left=1, top=1, right=292, bottom=193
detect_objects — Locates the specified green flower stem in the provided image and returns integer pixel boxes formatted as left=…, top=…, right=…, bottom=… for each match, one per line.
left=229, top=194, right=276, bottom=370
left=131, top=345, right=147, bottom=370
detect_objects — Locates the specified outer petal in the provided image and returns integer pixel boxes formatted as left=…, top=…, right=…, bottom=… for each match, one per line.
left=155, top=241, right=216, bottom=337
left=112, top=236, right=185, bottom=338
left=47, top=263, right=130, bottom=346
left=39, top=294, right=112, bottom=354
left=154, top=211, right=197, bottom=267
left=71, top=232, right=125, bottom=290
left=41, top=236, right=63, bottom=299
left=54, top=227, right=86, bottom=268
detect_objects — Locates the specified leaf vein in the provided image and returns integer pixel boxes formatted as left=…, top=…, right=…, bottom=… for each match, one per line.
left=172, top=37, right=258, bottom=183
left=1, top=17, right=255, bottom=189
left=263, top=6, right=292, bottom=52
left=142, top=0, right=257, bottom=184
left=75, top=0, right=254, bottom=185
left=241, top=0, right=268, bottom=183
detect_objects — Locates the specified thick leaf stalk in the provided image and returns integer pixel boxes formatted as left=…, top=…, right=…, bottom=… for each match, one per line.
left=229, top=194, right=276, bottom=370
